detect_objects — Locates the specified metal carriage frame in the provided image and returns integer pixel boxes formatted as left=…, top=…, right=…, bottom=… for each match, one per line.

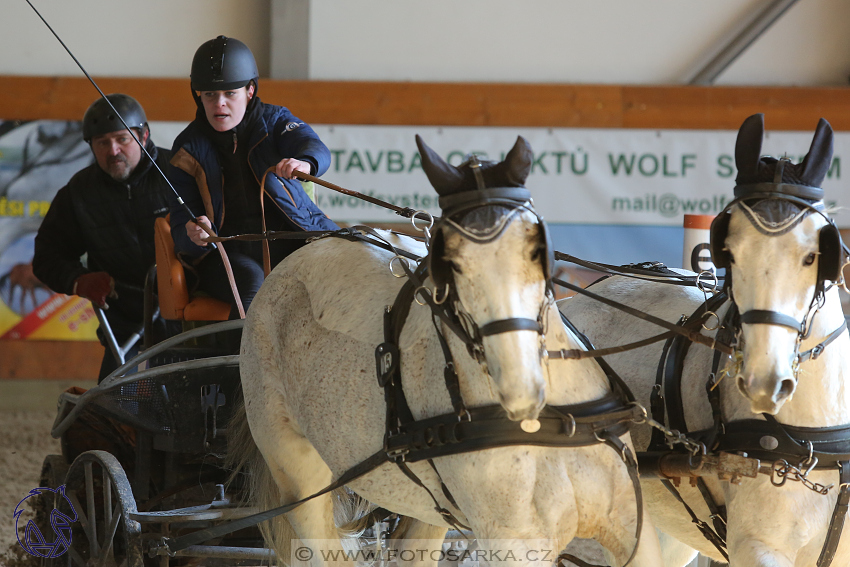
left=36, top=309, right=279, bottom=566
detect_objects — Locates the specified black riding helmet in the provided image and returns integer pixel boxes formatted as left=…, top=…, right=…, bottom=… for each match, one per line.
left=191, top=36, right=259, bottom=101
left=82, top=94, right=148, bottom=142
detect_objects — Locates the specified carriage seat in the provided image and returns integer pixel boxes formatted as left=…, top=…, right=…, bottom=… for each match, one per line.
left=154, top=216, right=230, bottom=321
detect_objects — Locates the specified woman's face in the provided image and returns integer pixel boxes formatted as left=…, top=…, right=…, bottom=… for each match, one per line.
left=200, top=85, right=254, bottom=132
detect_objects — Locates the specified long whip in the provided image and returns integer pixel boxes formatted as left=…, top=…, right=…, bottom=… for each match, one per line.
left=24, top=0, right=247, bottom=318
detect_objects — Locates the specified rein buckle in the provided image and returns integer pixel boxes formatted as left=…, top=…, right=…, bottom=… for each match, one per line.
left=386, top=445, right=409, bottom=462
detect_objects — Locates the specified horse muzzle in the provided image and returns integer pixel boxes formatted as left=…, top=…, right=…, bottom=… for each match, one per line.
left=736, top=368, right=796, bottom=414
left=502, top=392, right=545, bottom=422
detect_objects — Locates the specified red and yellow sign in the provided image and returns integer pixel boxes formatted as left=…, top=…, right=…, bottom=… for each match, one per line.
left=0, top=294, right=98, bottom=340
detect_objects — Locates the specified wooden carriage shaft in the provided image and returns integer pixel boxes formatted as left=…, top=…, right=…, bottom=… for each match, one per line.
left=638, top=451, right=765, bottom=484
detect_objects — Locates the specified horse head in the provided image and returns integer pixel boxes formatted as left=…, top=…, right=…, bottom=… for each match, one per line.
left=711, top=113, right=844, bottom=414
left=416, top=135, right=551, bottom=421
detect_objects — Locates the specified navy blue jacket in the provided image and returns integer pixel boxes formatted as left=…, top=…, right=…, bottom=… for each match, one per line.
left=168, top=102, right=339, bottom=259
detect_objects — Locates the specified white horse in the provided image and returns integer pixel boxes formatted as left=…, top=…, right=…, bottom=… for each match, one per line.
left=560, top=114, right=850, bottom=567
left=232, top=136, right=663, bottom=567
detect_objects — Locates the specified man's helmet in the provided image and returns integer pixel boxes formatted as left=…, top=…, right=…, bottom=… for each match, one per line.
left=191, top=36, right=259, bottom=92
left=82, top=94, right=148, bottom=142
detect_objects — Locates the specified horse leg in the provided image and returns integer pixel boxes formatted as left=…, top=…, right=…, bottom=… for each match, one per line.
left=249, top=406, right=361, bottom=567
left=594, top=501, right=662, bottom=567
left=726, top=539, right=793, bottom=567
left=387, top=517, right=448, bottom=567
left=657, top=531, right=699, bottom=567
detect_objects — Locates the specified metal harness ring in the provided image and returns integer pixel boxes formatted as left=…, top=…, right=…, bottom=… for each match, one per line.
left=696, top=270, right=719, bottom=294
left=411, top=210, right=435, bottom=242
left=389, top=255, right=410, bottom=278
left=702, top=311, right=721, bottom=332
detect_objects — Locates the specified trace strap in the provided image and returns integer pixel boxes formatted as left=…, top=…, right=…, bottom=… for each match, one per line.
left=553, top=277, right=733, bottom=355
left=819, top=463, right=850, bottom=566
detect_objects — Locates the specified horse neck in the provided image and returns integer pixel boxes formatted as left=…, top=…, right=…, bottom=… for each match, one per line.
left=433, top=303, right=612, bottom=410
left=778, top=286, right=850, bottom=426
left=541, top=304, right=612, bottom=405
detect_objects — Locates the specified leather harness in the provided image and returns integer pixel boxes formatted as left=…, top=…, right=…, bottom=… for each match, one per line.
left=161, top=194, right=647, bottom=567
left=647, top=291, right=850, bottom=566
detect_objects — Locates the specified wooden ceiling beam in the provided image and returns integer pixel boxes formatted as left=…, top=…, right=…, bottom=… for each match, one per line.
left=4, top=76, right=850, bottom=130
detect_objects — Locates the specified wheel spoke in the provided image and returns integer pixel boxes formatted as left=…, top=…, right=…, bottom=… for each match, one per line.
left=97, top=505, right=122, bottom=567
left=103, top=469, right=113, bottom=529
left=66, top=490, right=92, bottom=550
left=68, top=546, right=87, bottom=567
left=84, top=461, right=99, bottom=557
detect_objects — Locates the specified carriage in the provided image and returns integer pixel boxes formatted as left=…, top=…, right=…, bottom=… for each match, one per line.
left=23, top=118, right=850, bottom=567
left=30, top=217, right=268, bottom=566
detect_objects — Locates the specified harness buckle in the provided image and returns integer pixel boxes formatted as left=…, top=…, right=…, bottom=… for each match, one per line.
left=811, top=343, right=826, bottom=360
left=386, top=445, right=409, bottom=462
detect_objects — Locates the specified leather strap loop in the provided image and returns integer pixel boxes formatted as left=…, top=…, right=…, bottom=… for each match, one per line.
left=740, top=309, right=803, bottom=332
left=479, top=317, right=541, bottom=337
left=818, top=461, right=850, bottom=567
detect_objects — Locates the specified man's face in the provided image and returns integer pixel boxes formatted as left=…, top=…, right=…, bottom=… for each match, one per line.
left=200, top=85, right=254, bottom=132
left=91, top=129, right=147, bottom=181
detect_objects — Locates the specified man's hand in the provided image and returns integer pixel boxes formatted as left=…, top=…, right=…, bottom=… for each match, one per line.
left=274, top=158, right=311, bottom=180
left=74, top=272, right=116, bottom=309
left=186, top=215, right=214, bottom=247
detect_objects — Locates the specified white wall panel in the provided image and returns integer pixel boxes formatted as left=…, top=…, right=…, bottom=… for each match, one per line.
left=3, top=0, right=849, bottom=86
left=4, top=0, right=271, bottom=77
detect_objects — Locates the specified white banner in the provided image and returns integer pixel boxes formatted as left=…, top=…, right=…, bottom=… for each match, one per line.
left=150, top=122, right=848, bottom=227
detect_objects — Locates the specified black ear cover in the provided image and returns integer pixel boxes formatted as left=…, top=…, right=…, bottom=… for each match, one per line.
left=818, top=223, right=842, bottom=285
left=710, top=211, right=731, bottom=270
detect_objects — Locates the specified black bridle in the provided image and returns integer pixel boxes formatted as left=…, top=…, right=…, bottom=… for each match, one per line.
left=712, top=187, right=849, bottom=380
left=646, top=180, right=850, bottom=567
left=423, top=185, right=555, bottom=366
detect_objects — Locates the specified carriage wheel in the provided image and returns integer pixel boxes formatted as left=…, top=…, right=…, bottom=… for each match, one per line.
left=31, top=455, right=70, bottom=567
left=54, top=450, right=144, bottom=567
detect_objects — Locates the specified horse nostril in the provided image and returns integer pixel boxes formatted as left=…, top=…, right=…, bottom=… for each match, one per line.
left=777, top=378, right=796, bottom=401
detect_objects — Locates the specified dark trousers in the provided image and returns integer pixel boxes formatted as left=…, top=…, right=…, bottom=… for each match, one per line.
left=194, top=239, right=301, bottom=320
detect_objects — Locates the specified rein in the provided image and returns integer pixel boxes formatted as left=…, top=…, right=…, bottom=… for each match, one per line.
left=24, top=0, right=247, bottom=318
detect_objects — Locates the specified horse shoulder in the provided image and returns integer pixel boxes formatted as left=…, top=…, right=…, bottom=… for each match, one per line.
left=260, top=237, right=416, bottom=340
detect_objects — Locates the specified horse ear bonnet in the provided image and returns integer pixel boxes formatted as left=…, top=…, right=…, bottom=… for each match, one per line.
left=416, top=135, right=459, bottom=290
left=709, top=211, right=731, bottom=270
left=818, top=223, right=842, bottom=287
left=416, top=134, right=551, bottom=287
left=710, top=114, right=766, bottom=271
left=717, top=114, right=844, bottom=285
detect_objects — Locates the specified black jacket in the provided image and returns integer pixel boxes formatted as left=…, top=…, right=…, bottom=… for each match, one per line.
left=33, top=140, right=172, bottom=324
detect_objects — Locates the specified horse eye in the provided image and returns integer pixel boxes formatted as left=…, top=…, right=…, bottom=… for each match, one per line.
left=531, top=247, right=542, bottom=261
left=450, top=261, right=463, bottom=275
left=804, top=252, right=817, bottom=266
left=728, top=252, right=735, bottom=265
